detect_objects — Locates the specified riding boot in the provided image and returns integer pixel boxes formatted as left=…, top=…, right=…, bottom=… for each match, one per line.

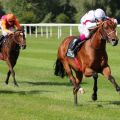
left=73, top=40, right=85, bottom=54
left=0, top=35, right=4, bottom=44
left=0, top=35, right=5, bottom=51
left=67, top=38, right=80, bottom=58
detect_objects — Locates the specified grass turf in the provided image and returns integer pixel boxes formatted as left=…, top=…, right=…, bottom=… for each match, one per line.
left=0, top=31, right=120, bottom=120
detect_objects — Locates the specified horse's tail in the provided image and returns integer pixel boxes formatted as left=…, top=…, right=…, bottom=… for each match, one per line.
left=54, top=58, right=66, bottom=78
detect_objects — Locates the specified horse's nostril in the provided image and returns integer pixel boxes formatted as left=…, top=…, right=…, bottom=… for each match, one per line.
left=112, top=39, right=118, bottom=46
left=22, top=45, right=26, bottom=49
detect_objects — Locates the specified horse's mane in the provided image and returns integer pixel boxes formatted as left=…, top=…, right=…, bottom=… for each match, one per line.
left=2, top=31, right=23, bottom=50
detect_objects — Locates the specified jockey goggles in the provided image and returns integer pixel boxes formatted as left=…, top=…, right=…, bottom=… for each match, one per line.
left=8, top=20, right=14, bottom=23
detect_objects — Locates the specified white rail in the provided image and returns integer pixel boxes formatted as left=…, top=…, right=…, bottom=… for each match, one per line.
left=21, top=23, right=80, bottom=39
left=21, top=23, right=120, bottom=39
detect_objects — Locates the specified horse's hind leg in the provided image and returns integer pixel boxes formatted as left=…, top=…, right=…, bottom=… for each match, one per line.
left=102, top=66, right=120, bottom=94
left=75, top=71, right=85, bottom=94
left=62, top=60, right=79, bottom=105
left=5, top=70, right=11, bottom=84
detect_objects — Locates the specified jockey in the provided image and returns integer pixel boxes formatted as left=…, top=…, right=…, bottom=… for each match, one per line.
left=79, top=9, right=107, bottom=41
left=0, top=13, right=22, bottom=42
left=67, top=8, right=117, bottom=58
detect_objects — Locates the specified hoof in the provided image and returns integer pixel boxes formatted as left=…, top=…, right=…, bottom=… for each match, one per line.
left=92, top=94, right=97, bottom=101
left=14, top=83, right=19, bottom=87
left=116, top=87, right=120, bottom=91
left=5, top=81, right=8, bottom=85
left=73, top=87, right=79, bottom=94
left=116, top=87, right=120, bottom=94
left=79, top=88, right=85, bottom=94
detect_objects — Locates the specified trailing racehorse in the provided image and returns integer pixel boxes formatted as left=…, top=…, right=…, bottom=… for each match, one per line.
left=54, top=19, right=120, bottom=105
left=0, top=30, right=26, bottom=86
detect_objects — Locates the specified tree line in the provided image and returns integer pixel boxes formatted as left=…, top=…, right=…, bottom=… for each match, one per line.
left=0, top=0, right=120, bottom=23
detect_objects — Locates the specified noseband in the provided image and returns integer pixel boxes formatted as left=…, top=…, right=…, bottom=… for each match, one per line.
left=106, top=30, right=116, bottom=40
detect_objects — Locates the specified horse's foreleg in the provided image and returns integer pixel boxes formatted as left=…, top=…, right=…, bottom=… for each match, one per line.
left=62, top=61, right=79, bottom=105
left=84, top=67, right=98, bottom=100
left=5, top=70, right=11, bottom=84
left=92, top=73, right=98, bottom=101
left=102, top=66, right=120, bottom=93
left=6, top=60, right=18, bottom=86
left=12, top=70, right=18, bottom=86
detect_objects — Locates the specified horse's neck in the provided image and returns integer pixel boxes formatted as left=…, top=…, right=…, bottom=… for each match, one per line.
left=90, top=29, right=106, bottom=50
left=5, top=36, right=17, bottom=49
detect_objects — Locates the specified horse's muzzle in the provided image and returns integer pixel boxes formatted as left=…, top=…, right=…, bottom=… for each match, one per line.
left=111, top=39, right=118, bottom=46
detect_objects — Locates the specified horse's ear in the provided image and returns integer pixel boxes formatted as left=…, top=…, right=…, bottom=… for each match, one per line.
left=109, top=18, right=118, bottom=28
left=110, top=18, right=118, bottom=24
left=20, top=33, right=23, bottom=35
left=114, top=19, right=118, bottom=28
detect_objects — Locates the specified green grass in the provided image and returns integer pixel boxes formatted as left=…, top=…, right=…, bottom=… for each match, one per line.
left=0, top=30, right=120, bottom=120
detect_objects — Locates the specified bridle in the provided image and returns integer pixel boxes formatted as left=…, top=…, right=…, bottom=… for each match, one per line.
left=13, top=30, right=26, bottom=49
left=106, top=30, right=116, bottom=40
left=90, top=20, right=118, bottom=49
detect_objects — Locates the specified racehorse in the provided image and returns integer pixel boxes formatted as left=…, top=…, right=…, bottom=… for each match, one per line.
left=0, top=30, right=26, bottom=86
left=54, top=19, right=120, bottom=105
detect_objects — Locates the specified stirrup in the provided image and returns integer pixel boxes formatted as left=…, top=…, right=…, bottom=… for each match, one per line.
left=67, top=49, right=75, bottom=58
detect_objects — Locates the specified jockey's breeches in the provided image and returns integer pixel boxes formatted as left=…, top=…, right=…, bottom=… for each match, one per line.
left=78, top=24, right=90, bottom=40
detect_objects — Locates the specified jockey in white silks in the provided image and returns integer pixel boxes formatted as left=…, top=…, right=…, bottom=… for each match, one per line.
left=78, top=8, right=110, bottom=41
left=67, top=8, right=118, bottom=58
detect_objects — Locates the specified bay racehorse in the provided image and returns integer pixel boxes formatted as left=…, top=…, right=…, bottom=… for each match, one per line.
left=0, top=30, right=26, bottom=86
left=54, top=19, right=120, bottom=105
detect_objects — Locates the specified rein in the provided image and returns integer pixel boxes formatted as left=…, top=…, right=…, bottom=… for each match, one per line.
left=90, top=26, right=101, bottom=50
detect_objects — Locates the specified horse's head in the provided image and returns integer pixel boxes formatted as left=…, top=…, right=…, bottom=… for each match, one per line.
left=14, top=30, right=26, bottom=49
left=99, top=19, right=119, bottom=46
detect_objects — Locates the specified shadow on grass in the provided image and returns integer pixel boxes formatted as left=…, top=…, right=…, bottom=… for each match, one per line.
left=0, top=90, right=54, bottom=95
left=109, top=101, right=120, bottom=105
left=100, top=100, right=120, bottom=106
left=20, top=81, right=87, bottom=87
left=88, top=100, right=120, bottom=107
left=77, top=100, right=120, bottom=108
